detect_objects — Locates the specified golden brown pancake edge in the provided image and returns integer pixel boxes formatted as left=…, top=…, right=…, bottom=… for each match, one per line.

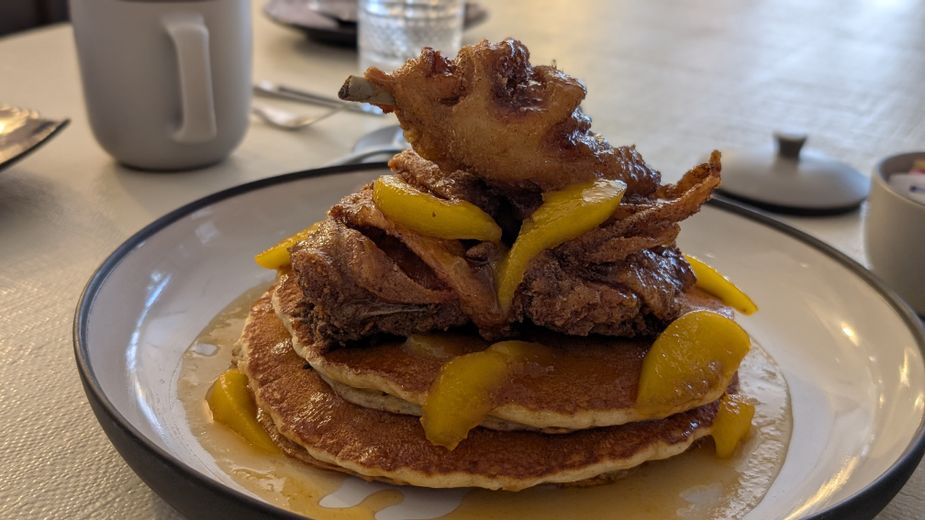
left=272, top=271, right=732, bottom=430
left=240, top=287, right=720, bottom=491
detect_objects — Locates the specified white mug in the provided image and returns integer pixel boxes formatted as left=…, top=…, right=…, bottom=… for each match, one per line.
left=864, top=152, right=925, bottom=316
left=70, top=0, right=252, bottom=170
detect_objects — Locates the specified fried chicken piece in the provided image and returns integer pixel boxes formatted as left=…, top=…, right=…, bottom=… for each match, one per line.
left=290, top=220, right=468, bottom=348
left=386, top=149, right=719, bottom=324
left=558, top=151, right=722, bottom=264
left=516, top=246, right=695, bottom=337
left=340, top=39, right=661, bottom=195
left=507, top=153, right=720, bottom=336
left=330, top=188, right=508, bottom=335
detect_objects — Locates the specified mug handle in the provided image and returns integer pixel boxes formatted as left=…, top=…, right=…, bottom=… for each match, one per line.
left=163, top=13, right=217, bottom=143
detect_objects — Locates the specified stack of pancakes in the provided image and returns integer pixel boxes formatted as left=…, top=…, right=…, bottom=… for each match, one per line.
left=234, top=38, right=744, bottom=492
left=236, top=271, right=738, bottom=491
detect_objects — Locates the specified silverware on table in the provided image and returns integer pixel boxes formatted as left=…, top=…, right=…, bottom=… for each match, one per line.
left=325, top=145, right=407, bottom=165
left=254, top=80, right=384, bottom=116
left=0, top=105, right=69, bottom=171
left=251, top=103, right=342, bottom=130
left=325, top=124, right=409, bottom=165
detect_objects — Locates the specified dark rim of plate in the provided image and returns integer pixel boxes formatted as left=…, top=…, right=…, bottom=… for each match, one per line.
left=73, top=163, right=925, bottom=520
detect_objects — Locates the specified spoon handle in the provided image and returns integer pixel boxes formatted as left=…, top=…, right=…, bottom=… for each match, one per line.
left=325, top=146, right=405, bottom=167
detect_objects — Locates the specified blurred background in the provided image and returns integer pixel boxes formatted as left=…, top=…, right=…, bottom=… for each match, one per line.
left=0, top=0, right=68, bottom=35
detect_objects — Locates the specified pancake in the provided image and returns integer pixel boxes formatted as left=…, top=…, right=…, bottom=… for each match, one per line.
left=239, top=288, right=722, bottom=491
left=273, top=271, right=734, bottom=430
left=317, top=374, right=563, bottom=432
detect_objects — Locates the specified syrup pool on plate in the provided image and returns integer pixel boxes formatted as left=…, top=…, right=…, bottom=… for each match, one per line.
left=179, top=285, right=793, bottom=519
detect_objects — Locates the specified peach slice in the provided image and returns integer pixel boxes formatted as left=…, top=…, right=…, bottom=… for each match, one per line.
left=685, top=254, right=758, bottom=315
left=712, top=393, right=756, bottom=458
left=207, top=368, right=278, bottom=452
left=636, top=310, right=750, bottom=412
left=421, top=340, right=550, bottom=450
left=496, top=179, right=626, bottom=313
left=372, top=175, right=502, bottom=242
left=254, top=222, right=321, bottom=269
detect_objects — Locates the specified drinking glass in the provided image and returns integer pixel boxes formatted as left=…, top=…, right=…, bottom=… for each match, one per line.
left=358, top=0, right=464, bottom=72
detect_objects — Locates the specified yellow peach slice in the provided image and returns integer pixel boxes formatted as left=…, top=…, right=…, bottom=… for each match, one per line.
left=207, top=368, right=278, bottom=452
left=421, top=340, right=550, bottom=450
left=636, top=310, right=750, bottom=412
left=372, top=175, right=502, bottom=242
left=254, top=222, right=321, bottom=269
left=685, top=254, right=758, bottom=315
left=496, top=179, right=626, bottom=313
left=712, top=393, right=756, bottom=458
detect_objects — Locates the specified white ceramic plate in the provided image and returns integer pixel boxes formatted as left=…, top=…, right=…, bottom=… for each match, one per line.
left=74, top=164, right=925, bottom=519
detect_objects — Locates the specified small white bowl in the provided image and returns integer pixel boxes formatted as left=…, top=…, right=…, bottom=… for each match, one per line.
left=865, top=152, right=925, bottom=316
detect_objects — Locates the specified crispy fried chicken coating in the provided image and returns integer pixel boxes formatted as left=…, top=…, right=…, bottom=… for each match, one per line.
left=289, top=151, right=721, bottom=346
left=342, top=39, right=661, bottom=195
left=303, top=39, right=726, bottom=347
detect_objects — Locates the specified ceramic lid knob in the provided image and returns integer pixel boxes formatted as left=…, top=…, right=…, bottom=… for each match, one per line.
left=774, top=131, right=807, bottom=160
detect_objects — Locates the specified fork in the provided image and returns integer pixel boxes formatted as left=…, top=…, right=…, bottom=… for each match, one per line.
left=251, top=104, right=342, bottom=131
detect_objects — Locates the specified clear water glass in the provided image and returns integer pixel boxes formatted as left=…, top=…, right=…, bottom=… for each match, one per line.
left=358, top=0, right=464, bottom=72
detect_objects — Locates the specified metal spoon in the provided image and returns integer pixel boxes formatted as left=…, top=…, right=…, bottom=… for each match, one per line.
left=326, top=125, right=409, bottom=166
left=251, top=104, right=341, bottom=131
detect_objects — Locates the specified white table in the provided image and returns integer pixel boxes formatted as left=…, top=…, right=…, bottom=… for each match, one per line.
left=1, top=1, right=922, bottom=518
